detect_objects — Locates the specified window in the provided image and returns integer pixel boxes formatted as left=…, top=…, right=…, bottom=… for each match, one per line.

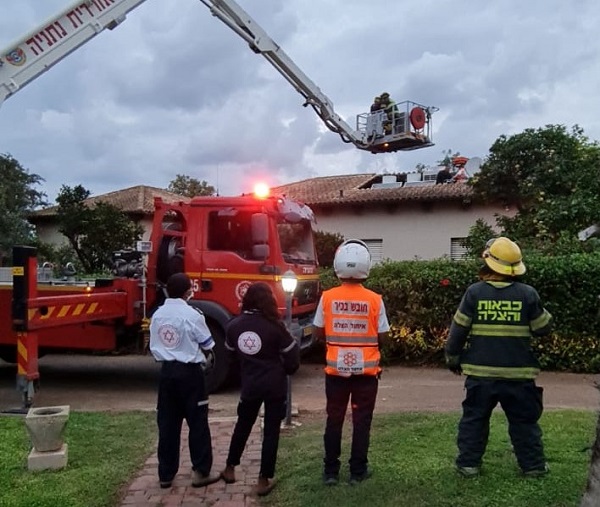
left=207, top=210, right=253, bottom=258
left=362, top=239, right=383, bottom=264
left=278, top=222, right=316, bottom=264
left=450, top=237, right=468, bottom=260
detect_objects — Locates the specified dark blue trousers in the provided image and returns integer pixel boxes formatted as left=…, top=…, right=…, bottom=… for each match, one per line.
left=156, top=361, right=212, bottom=482
left=456, top=376, right=545, bottom=472
left=323, top=374, right=378, bottom=477
left=226, top=397, right=286, bottom=478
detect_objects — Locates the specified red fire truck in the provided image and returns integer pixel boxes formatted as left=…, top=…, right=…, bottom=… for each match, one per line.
left=0, top=190, right=320, bottom=405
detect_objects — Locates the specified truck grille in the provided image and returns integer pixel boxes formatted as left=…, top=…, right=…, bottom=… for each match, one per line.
left=295, top=280, right=320, bottom=306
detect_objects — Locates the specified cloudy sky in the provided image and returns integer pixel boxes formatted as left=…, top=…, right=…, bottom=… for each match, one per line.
left=1, top=0, right=599, bottom=203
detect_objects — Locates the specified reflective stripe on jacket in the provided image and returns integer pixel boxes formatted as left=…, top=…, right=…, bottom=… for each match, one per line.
left=446, top=280, right=553, bottom=380
left=322, top=284, right=382, bottom=377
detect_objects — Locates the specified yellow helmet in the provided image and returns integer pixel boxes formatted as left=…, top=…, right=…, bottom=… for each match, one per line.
left=482, top=237, right=526, bottom=276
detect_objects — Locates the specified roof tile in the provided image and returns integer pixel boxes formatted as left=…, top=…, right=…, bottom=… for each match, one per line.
left=31, top=185, right=190, bottom=217
left=272, top=174, right=473, bottom=206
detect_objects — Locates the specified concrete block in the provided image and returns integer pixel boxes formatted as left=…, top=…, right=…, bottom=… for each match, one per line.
left=28, top=443, right=68, bottom=471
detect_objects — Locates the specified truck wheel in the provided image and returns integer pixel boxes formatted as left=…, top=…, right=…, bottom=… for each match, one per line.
left=0, top=346, right=17, bottom=364
left=204, top=322, right=230, bottom=394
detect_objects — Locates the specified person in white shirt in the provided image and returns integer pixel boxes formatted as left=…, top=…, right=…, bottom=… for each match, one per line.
left=149, top=273, right=220, bottom=489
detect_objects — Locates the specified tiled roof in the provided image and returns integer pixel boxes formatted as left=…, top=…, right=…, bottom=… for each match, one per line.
left=272, top=174, right=473, bottom=206
left=31, top=185, right=190, bottom=217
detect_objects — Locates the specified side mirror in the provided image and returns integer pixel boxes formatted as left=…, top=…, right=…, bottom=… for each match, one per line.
left=284, top=211, right=302, bottom=224
left=252, top=244, right=270, bottom=260
left=251, top=213, right=269, bottom=244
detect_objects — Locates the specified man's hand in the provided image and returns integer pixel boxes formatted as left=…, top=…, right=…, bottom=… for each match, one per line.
left=448, top=364, right=462, bottom=376
left=203, top=349, right=215, bottom=373
left=445, top=354, right=462, bottom=376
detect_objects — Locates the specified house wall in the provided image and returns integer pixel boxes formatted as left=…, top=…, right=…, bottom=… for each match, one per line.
left=33, top=216, right=154, bottom=247
left=313, top=201, right=512, bottom=261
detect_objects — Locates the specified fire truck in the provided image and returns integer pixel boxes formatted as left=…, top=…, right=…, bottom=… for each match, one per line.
left=0, top=190, right=320, bottom=405
left=0, top=0, right=438, bottom=405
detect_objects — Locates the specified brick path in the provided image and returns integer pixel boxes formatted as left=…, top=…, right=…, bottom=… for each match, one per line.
left=119, top=417, right=260, bottom=507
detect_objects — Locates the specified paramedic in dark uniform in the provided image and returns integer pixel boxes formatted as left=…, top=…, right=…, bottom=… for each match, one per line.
left=445, top=237, right=553, bottom=478
left=220, top=282, right=300, bottom=496
left=313, top=239, right=390, bottom=486
left=149, top=272, right=220, bottom=489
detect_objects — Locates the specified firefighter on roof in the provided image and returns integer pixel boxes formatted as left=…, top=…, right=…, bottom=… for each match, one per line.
left=313, top=239, right=390, bottom=486
left=445, top=237, right=553, bottom=478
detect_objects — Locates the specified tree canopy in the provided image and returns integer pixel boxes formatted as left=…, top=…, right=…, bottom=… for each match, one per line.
left=167, top=174, right=215, bottom=197
left=469, top=124, right=600, bottom=254
left=55, top=184, right=143, bottom=274
left=0, top=154, right=47, bottom=264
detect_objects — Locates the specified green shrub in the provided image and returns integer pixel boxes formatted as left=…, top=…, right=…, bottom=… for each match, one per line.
left=319, top=253, right=600, bottom=373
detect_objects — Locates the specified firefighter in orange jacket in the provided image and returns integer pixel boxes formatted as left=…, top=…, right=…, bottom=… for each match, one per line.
left=313, top=239, right=390, bottom=486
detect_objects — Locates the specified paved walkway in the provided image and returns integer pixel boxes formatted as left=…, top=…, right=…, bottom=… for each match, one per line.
left=119, top=417, right=261, bottom=507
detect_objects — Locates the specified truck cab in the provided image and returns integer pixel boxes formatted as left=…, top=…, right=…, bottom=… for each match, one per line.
left=147, top=192, right=320, bottom=391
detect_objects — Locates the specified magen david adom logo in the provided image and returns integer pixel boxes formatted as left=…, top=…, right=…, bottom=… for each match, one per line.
left=238, top=331, right=262, bottom=355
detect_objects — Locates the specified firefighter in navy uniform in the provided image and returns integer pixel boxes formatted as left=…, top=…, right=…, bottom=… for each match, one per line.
left=445, top=237, right=553, bottom=478
left=149, top=273, right=221, bottom=489
left=313, top=239, right=390, bottom=486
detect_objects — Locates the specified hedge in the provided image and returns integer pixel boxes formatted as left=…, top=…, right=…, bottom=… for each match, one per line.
left=319, top=253, right=600, bottom=373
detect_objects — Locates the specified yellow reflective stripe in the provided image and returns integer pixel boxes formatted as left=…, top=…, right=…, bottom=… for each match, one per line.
left=453, top=310, right=471, bottom=327
left=462, top=364, right=539, bottom=379
left=530, top=310, right=552, bottom=331
left=327, top=335, right=379, bottom=345
left=57, top=305, right=71, bottom=318
left=470, top=324, right=531, bottom=337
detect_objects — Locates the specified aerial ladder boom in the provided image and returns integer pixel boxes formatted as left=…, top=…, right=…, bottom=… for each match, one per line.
left=1, top=0, right=436, bottom=154
left=0, top=0, right=148, bottom=106
left=200, top=0, right=436, bottom=154
left=199, top=0, right=359, bottom=146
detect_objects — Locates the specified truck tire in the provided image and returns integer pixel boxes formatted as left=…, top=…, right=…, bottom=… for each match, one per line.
left=204, top=322, right=230, bottom=394
left=0, top=346, right=17, bottom=364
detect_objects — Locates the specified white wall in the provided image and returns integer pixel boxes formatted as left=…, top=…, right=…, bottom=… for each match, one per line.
left=33, top=216, right=154, bottom=247
left=314, top=202, right=511, bottom=261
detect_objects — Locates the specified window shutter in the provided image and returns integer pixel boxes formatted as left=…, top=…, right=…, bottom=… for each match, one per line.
left=450, top=237, right=468, bottom=260
left=362, top=239, right=383, bottom=264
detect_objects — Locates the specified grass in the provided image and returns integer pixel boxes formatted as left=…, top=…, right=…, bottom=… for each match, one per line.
left=265, top=410, right=597, bottom=507
left=0, top=411, right=156, bottom=507
left=0, top=409, right=595, bottom=507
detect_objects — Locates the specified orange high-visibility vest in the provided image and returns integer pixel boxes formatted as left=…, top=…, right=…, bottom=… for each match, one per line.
left=322, top=284, right=382, bottom=377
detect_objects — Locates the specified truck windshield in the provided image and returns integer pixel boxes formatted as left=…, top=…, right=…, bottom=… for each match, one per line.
left=278, top=221, right=316, bottom=264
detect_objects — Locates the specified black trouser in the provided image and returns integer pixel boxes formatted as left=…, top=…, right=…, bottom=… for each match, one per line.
left=456, top=376, right=545, bottom=472
left=156, top=361, right=212, bottom=482
left=226, top=396, right=286, bottom=478
left=323, top=374, right=378, bottom=477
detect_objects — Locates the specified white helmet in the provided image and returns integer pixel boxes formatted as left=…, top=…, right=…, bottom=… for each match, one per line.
left=333, top=239, right=371, bottom=280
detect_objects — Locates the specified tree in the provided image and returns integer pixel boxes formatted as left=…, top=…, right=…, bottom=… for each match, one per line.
left=0, top=154, right=47, bottom=265
left=168, top=174, right=215, bottom=197
left=470, top=125, right=600, bottom=254
left=314, top=230, right=344, bottom=268
left=438, top=149, right=461, bottom=168
left=462, top=219, right=497, bottom=259
left=55, top=184, right=143, bottom=274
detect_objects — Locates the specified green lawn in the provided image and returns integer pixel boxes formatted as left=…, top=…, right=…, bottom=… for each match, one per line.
left=265, top=410, right=597, bottom=507
left=0, top=410, right=595, bottom=507
left=0, top=411, right=156, bottom=507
